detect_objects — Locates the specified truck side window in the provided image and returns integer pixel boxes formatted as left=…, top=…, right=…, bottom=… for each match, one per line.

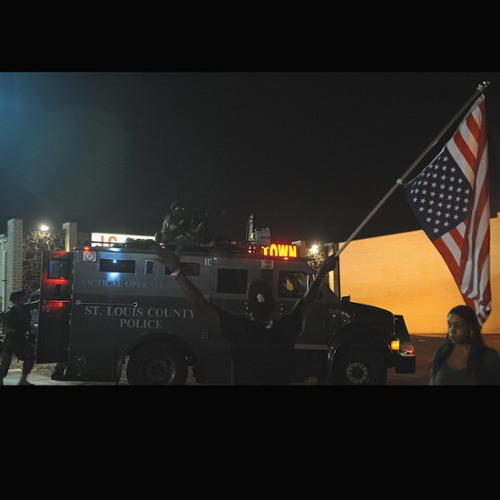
left=145, top=260, right=155, bottom=275
left=100, top=259, right=136, bottom=273
left=278, top=271, right=308, bottom=298
left=163, top=263, right=200, bottom=276
left=217, top=269, right=248, bottom=294
left=48, top=259, right=71, bottom=280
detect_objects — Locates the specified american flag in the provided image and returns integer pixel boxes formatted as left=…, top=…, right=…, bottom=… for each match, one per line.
left=405, top=96, right=491, bottom=326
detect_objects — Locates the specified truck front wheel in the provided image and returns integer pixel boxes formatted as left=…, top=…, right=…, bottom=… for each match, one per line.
left=127, top=342, right=188, bottom=385
left=331, top=345, right=387, bottom=385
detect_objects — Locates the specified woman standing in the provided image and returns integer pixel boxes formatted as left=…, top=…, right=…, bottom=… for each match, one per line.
left=430, top=305, right=500, bottom=385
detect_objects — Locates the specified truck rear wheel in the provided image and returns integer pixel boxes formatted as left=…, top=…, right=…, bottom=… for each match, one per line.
left=331, top=345, right=387, bottom=385
left=127, top=342, right=188, bottom=385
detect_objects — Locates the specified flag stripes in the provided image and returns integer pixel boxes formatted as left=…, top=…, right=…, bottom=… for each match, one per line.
left=406, top=95, right=491, bottom=325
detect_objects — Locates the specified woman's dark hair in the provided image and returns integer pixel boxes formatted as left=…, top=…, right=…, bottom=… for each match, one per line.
left=430, top=305, right=490, bottom=382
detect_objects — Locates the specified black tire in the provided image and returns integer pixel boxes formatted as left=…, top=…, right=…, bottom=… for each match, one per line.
left=127, top=342, right=188, bottom=385
left=331, top=345, right=387, bottom=385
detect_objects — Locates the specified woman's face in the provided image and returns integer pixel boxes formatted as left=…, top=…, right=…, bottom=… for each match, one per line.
left=448, top=313, right=472, bottom=345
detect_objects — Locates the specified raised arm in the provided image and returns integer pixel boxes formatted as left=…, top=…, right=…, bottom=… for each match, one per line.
left=154, top=247, right=221, bottom=328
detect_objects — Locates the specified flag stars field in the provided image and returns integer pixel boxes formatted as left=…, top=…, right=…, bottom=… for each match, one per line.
left=408, top=147, right=473, bottom=240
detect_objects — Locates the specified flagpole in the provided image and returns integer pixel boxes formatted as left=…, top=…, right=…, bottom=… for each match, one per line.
left=334, top=81, right=490, bottom=258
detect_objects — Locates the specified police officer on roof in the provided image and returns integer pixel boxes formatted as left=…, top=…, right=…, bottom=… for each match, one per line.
left=160, top=201, right=188, bottom=243
left=159, top=201, right=204, bottom=245
left=0, top=290, right=38, bottom=385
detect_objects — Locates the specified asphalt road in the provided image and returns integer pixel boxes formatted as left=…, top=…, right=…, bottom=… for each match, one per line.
left=2, top=334, right=500, bottom=386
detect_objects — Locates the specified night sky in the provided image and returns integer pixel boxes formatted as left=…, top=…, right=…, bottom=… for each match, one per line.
left=1, top=72, right=499, bottom=246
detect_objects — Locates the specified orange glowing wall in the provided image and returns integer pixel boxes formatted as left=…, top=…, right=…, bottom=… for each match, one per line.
left=339, top=213, right=500, bottom=334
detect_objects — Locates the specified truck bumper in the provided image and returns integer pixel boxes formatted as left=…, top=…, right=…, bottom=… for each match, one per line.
left=393, top=315, right=416, bottom=374
left=394, top=351, right=416, bottom=374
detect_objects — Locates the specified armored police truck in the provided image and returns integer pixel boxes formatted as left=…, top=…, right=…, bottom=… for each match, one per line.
left=36, top=243, right=415, bottom=385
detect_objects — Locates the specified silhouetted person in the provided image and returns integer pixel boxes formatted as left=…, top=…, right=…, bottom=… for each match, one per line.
left=155, top=247, right=338, bottom=384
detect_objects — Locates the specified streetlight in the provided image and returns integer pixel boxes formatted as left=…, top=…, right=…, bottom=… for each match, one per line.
left=40, top=225, right=49, bottom=231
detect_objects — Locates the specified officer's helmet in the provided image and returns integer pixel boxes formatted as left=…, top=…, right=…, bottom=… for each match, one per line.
left=10, top=289, right=26, bottom=302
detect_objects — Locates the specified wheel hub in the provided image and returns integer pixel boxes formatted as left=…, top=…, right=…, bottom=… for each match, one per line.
left=145, top=358, right=175, bottom=383
left=346, top=362, right=371, bottom=384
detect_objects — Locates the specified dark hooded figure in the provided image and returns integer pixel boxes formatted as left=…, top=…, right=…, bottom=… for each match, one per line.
left=0, top=290, right=37, bottom=385
left=155, top=248, right=338, bottom=385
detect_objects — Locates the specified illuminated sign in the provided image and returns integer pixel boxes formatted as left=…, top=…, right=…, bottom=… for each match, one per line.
left=91, top=233, right=155, bottom=247
left=261, top=244, right=298, bottom=258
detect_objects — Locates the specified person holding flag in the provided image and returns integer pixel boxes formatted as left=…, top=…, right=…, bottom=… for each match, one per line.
left=329, top=82, right=494, bottom=382
left=402, top=86, right=497, bottom=383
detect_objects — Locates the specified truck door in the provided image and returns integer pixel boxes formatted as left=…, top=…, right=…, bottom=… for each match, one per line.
left=273, top=262, right=328, bottom=344
left=204, top=257, right=256, bottom=379
left=36, top=251, right=73, bottom=364
left=209, top=257, right=253, bottom=316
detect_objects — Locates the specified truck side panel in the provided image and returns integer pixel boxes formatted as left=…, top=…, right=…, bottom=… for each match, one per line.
left=38, top=246, right=414, bottom=384
left=67, top=249, right=232, bottom=380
